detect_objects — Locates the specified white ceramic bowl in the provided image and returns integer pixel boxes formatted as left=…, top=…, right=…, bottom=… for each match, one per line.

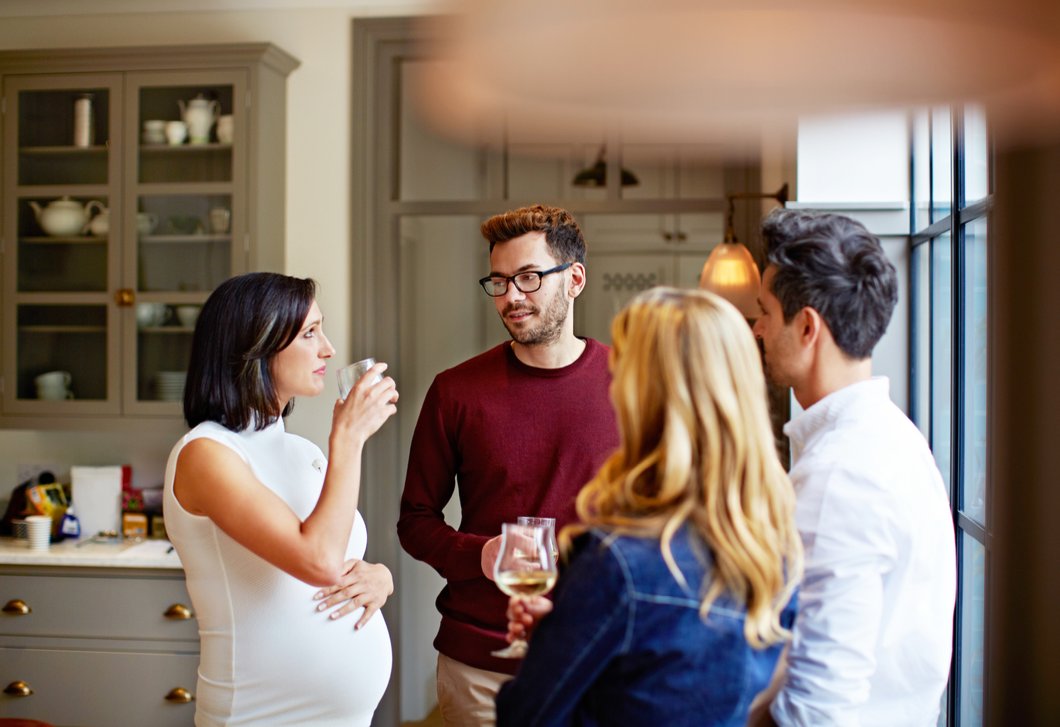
left=176, top=305, right=200, bottom=328
left=136, top=302, right=168, bottom=329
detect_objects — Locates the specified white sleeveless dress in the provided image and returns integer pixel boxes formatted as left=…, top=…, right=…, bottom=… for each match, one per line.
left=163, top=418, right=392, bottom=726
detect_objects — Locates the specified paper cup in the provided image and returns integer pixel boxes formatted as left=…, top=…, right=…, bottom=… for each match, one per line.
left=25, top=515, right=52, bottom=551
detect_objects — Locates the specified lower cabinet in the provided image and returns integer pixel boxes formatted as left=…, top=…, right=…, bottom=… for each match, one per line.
left=0, top=648, right=199, bottom=726
left=0, top=564, right=199, bottom=727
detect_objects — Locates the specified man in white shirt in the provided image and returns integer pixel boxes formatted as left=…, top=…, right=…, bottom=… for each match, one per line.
left=750, top=209, right=957, bottom=727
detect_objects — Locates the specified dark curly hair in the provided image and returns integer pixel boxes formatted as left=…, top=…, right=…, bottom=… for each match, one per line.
left=480, top=205, right=586, bottom=265
left=184, top=272, right=317, bottom=431
left=761, top=208, right=897, bottom=360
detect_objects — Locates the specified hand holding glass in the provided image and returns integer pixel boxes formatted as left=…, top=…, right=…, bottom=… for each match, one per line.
left=338, top=357, right=384, bottom=401
left=491, top=523, right=558, bottom=658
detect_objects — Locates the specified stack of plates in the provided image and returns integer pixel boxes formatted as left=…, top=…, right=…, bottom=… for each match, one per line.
left=155, top=371, right=187, bottom=402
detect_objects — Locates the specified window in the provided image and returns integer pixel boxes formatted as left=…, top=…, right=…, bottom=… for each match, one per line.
left=910, top=103, right=991, bottom=727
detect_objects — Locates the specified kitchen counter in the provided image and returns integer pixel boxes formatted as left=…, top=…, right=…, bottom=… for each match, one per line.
left=0, top=536, right=183, bottom=569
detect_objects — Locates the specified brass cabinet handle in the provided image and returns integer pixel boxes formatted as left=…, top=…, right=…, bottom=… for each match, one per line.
left=164, top=687, right=194, bottom=703
left=2, top=599, right=31, bottom=615
left=115, top=288, right=135, bottom=307
left=3, top=681, right=33, bottom=696
left=164, top=603, right=194, bottom=620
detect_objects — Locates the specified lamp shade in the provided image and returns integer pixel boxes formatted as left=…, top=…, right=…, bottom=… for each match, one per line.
left=698, top=243, right=762, bottom=319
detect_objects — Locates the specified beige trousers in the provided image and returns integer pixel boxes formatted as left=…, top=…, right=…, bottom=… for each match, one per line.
left=436, top=653, right=512, bottom=727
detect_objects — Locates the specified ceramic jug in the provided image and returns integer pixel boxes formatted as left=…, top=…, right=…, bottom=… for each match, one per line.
left=178, top=94, right=220, bottom=144
left=28, top=197, right=95, bottom=237
left=84, top=201, right=109, bottom=236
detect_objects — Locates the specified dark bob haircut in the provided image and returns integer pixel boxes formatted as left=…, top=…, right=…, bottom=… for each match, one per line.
left=184, top=272, right=317, bottom=431
left=761, top=208, right=898, bottom=360
left=480, top=205, right=586, bottom=265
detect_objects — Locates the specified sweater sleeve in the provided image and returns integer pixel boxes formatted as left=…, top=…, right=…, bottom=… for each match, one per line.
left=397, top=378, right=490, bottom=581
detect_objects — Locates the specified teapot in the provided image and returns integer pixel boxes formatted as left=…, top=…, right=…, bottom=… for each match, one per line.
left=178, top=94, right=220, bottom=144
left=28, top=197, right=104, bottom=237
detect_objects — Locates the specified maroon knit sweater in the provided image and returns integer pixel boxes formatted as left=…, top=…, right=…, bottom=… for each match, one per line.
left=397, top=339, right=620, bottom=675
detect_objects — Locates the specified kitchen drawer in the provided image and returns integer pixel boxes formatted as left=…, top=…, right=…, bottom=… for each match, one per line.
left=1, top=574, right=197, bottom=641
left=0, top=647, right=198, bottom=727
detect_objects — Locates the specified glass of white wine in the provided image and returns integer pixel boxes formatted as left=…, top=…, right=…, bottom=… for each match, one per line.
left=517, top=516, right=558, bottom=564
left=491, top=523, right=558, bottom=659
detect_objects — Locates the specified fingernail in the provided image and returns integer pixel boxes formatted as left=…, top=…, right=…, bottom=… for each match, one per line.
left=314, top=592, right=323, bottom=600
left=318, top=603, right=327, bottom=611
left=331, top=612, right=340, bottom=619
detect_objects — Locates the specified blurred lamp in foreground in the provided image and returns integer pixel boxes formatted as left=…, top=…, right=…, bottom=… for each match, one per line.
left=699, top=183, right=788, bottom=319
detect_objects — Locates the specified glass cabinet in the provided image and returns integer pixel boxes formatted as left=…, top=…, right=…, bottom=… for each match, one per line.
left=1, top=45, right=298, bottom=426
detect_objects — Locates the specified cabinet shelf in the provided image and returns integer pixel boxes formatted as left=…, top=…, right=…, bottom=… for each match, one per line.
left=139, top=234, right=230, bottom=243
left=20, top=145, right=109, bottom=154
left=140, top=143, right=232, bottom=152
left=138, top=325, right=195, bottom=334
left=19, top=325, right=107, bottom=333
left=20, top=235, right=107, bottom=244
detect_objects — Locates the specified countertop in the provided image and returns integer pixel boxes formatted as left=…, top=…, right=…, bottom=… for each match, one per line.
left=0, top=536, right=184, bottom=569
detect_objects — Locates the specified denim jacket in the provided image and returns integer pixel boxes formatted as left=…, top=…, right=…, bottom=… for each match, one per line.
left=496, top=524, right=797, bottom=727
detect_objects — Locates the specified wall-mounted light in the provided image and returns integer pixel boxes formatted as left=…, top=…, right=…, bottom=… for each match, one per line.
left=572, top=146, right=639, bottom=187
left=699, top=183, right=788, bottom=319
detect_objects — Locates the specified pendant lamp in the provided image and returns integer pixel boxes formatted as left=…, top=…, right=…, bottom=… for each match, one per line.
left=699, top=184, right=788, bottom=319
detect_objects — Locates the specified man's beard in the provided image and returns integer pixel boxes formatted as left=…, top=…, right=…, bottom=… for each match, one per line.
left=501, top=291, right=570, bottom=347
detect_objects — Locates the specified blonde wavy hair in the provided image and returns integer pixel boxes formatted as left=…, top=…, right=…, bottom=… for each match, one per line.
left=566, top=287, right=802, bottom=648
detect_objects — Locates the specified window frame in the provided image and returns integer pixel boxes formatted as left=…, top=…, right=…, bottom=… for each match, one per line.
left=909, top=103, right=993, bottom=727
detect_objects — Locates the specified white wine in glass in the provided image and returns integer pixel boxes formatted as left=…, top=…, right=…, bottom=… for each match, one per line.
left=491, top=523, right=558, bottom=659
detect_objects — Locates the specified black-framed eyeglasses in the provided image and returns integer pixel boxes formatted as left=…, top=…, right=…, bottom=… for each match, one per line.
left=478, top=263, right=573, bottom=297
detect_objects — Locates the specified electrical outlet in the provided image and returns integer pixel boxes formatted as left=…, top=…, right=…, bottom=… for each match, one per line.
left=16, top=463, right=64, bottom=486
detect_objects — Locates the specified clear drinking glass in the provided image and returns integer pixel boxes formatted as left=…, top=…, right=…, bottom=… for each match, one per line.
left=518, top=516, right=559, bottom=563
left=491, top=523, right=558, bottom=659
left=337, top=357, right=382, bottom=401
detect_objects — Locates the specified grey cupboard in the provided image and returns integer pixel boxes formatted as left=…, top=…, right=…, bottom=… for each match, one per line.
left=0, top=44, right=299, bottom=430
left=0, top=564, right=199, bottom=726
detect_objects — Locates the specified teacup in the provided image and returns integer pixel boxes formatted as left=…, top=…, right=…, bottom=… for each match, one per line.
left=209, top=208, right=231, bottom=234
left=35, top=371, right=73, bottom=401
left=136, top=212, right=159, bottom=236
left=166, top=120, right=188, bottom=145
left=217, top=115, right=234, bottom=144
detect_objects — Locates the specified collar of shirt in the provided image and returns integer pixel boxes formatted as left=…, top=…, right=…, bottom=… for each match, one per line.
left=783, top=377, right=891, bottom=462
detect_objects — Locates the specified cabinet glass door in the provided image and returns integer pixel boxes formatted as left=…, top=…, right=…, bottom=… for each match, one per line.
left=3, top=74, right=122, bottom=415
left=123, top=71, right=246, bottom=413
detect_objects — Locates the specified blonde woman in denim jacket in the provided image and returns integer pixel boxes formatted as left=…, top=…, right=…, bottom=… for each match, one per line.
left=496, top=288, right=803, bottom=727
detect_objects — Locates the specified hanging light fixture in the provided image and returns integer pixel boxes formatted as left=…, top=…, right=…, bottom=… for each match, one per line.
left=699, top=183, right=788, bottom=319
left=572, top=146, right=639, bottom=187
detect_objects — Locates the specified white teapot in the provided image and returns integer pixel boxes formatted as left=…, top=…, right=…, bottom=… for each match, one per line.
left=178, top=94, right=220, bottom=144
left=28, top=197, right=104, bottom=237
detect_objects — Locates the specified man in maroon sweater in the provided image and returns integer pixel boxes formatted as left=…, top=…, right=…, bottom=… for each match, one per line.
left=398, top=206, right=620, bottom=727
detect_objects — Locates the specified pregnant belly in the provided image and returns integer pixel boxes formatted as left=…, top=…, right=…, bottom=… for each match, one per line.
left=198, top=609, right=392, bottom=726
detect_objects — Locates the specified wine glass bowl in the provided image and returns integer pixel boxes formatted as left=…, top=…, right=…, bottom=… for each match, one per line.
left=491, top=523, right=558, bottom=658
left=517, top=516, right=559, bottom=563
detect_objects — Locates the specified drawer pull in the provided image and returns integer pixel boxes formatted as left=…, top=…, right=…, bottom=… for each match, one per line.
left=2, top=599, right=31, bottom=615
left=164, top=603, right=194, bottom=620
left=165, top=687, right=195, bottom=703
left=3, top=681, right=33, bottom=696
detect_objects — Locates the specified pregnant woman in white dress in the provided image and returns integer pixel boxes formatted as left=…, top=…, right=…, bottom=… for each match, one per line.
left=163, top=273, right=398, bottom=726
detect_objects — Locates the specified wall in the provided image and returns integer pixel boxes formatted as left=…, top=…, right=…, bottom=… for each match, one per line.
left=0, top=1, right=433, bottom=501
left=793, top=110, right=912, bottom=415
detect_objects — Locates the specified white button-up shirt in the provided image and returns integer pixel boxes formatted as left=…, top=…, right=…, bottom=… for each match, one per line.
left=771, top=377, right=957, bottom=727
